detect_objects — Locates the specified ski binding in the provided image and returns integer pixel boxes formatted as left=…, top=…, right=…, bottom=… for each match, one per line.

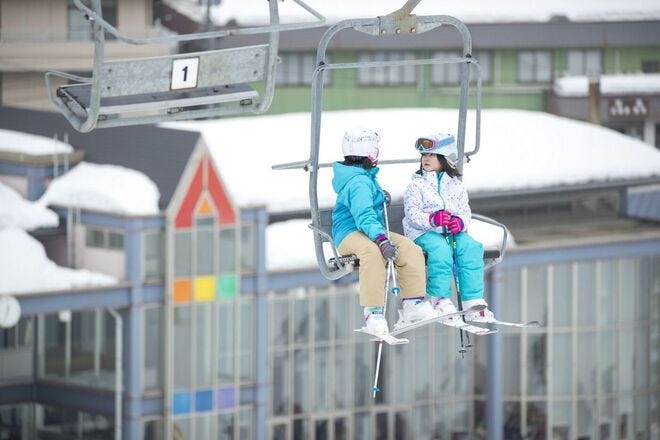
left=387, top=304, right=486, bottom=336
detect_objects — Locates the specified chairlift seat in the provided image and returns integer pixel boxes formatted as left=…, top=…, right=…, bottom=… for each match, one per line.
left=57, top=82, right=258, bottom=116
left=318, top=205, right=503, bottom=272
left=50, top=45, right=269, bottom=129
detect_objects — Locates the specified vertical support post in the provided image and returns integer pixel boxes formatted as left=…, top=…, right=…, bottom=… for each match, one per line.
left=108, top=308, right=123, bottom=440
left=123, top=219, right=144, bottom=439
left=255, top=208, right=268, bottom=440
left=487, top=267, right=503, bottom=440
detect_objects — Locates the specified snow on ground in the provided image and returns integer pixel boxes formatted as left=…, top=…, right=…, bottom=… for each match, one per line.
left=166, top=108, right=660, bottom=214
left=163, top=0, right=660, bottom=27
left=554, top=73, right=660, bottom=97
left=267, top=217, right=515, bottom=271
left=0, top=182, right=59, bottom=230
left=0, top=227, right=116, bottom=295
left=38, top=162, right=160, bottom=216
left=0, top=128, right=73, bottom=155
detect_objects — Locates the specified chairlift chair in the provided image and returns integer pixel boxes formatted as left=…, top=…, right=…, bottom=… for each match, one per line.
left=273, top=0, right=509, bottom=280
left=45, top=0, right=326, bottom=132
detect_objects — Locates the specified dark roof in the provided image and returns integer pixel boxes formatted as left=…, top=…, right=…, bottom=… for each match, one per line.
left=0, top=106, right=199, bottom=210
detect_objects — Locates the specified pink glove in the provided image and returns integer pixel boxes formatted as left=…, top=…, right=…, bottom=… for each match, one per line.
left=429, top=210, right=451, bottom=227
left=447, top=216, right=464, bottom=234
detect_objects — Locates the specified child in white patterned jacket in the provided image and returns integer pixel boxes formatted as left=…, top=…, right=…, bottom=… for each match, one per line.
left=402, top=133, right=493, bottom=322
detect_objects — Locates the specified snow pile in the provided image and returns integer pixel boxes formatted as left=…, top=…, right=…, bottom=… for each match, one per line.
left=166, top=108, right=660, bottom=213
left=0, top=227, right=116, bottom=295
left=162, top=0, right=660, bottom=27
left=267, top=218, right=515, bottom=272
left=554, top=73, right=660, bottom=97
left=267, top=219, right=317, bottom=271
left=38, top=162, right=161, bottom=216
left=0, top=182, right=59, bottom=230
left=0, top=129, right=73, bottom=155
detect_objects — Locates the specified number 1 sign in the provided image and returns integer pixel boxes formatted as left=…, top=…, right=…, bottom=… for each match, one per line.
left=171, top=57, right=200, bottom=90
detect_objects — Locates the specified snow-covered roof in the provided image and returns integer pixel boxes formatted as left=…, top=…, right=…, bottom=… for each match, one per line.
left=38, top=162, right=161, bottom=216
left=267, top=217, right=514, bottom=271
left=554, top=73, right=660, bottom=97
left=164, top=0, right=660, bottom=27
left=165, top=108, right=660, bottom=213
left=0, top=227, right=116, bottom=295
left=0, top=128, right=73, bottom=156
left=0, top=181, right=59, bottom=231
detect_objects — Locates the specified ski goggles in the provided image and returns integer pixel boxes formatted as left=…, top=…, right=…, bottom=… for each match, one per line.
left=415, top=135, right=455, bottom=152
left=415, top=138, right=436, bottom=151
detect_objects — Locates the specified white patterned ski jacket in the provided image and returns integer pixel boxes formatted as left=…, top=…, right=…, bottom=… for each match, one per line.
left=403, top=170, right=472, bottom=242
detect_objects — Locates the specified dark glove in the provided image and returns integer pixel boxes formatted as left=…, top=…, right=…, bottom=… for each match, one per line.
left=429, top=210, right=451, bottom=227
left=447, top=216, right=464, bottom=234
left=382, top=190, right=391, bottom=206
left=374, top=234, right=398, bottom=261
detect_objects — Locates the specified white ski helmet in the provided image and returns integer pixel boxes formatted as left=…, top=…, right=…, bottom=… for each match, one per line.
left=341, top=127, right=380, bottom=162
left=415, top=133, right=458, bottom=166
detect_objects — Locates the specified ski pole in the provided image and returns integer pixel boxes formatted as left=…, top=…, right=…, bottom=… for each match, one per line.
left=449, top=233, right=471, bottom=355
left=372, top=196, right=399, bottom=397
left=372, top=257, right=393, bottom=397
left=382, top=196, right=400, bottom=295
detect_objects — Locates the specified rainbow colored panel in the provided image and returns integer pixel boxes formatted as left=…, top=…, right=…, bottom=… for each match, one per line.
left=217, top=274, right=237, bottom=299
left=173, top=279, right=192, bottom=303
left=194, top=276, right=216, bottom=302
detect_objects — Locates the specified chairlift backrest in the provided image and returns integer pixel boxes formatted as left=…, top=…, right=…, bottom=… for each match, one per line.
left=45, top=0, right=326, bottom=132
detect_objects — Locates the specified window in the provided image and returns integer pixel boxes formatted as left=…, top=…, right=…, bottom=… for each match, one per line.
left=431, top=51, right=491, bottom=85
left=567, top=49, right=602, bottom=77
left=68, top=0, right=117, bottom=41
left=196, top=225, right=214, bottom=276
left=174, top=231, right=192, bottom=277
left=642, top=60, right=659, bottom=73
left=85, top=227, right=124, bottom=250
left=218, top=227, right=237, bottom=273
left=358, top=51, right=417, bottom=86
left=85, top=228, right=105, bottom=247
left=240, top=224, right=257, bottom=273
left=143, top=231, right=164, bottom=280
left=518, top=50, right=552, bottom=83
left=143, top=307, right=163, bottom=392
left=276, top=52, right=330, bottom=86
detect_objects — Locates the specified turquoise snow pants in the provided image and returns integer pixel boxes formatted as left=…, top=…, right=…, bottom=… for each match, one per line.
left=414, top=231, right=484, bottom=300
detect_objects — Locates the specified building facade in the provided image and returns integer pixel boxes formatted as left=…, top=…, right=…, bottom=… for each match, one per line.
left=1, top=107, right=659, bottom=439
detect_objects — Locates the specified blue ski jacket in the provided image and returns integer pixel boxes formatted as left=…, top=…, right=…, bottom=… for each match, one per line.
left=331, top=162, right=386, bottom=247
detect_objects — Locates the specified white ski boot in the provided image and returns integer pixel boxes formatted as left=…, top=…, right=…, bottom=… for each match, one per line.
left=364, top=312, right=389, bottom=335
left=396, top=299, right=437, bottom=327
left=462, top=298, right=495, bottom=323
left=431, top=297, right=458, bottom=321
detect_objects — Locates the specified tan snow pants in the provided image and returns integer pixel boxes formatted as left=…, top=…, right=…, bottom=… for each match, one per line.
left=338, top=231, right=426, bottom=307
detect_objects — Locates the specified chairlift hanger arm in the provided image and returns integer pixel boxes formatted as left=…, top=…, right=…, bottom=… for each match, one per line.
left=72, top=0, right=326, bottom=45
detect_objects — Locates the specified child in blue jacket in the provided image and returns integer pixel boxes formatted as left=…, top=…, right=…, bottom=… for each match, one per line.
left=403, top=133, right=494, bottom=322
left=332, top=127, right=436, bottom=335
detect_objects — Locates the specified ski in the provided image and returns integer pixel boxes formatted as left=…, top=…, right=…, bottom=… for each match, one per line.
left=354, top=328, right=409, bottom=345
left=387, top=304, right=486, bottom=336
left=483, top=319, right=540, bottom=328
left=439, top=319, right=498, bottom=335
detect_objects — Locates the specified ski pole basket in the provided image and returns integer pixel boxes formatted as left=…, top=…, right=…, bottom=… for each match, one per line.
left=45, top=0, right=325, bottom=132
